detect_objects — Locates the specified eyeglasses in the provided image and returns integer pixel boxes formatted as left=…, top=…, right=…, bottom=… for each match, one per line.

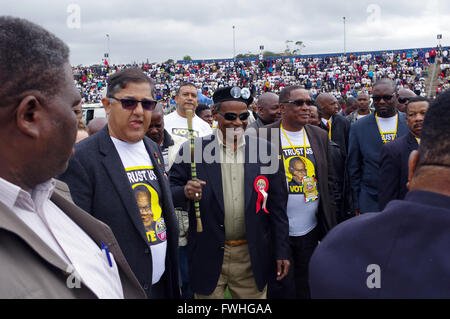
left=282, top=99, right=315, bottom=107
left=109, top=96, right=157, bottom=111
left=398, top=97, right=410, bottom=104
left=217, top=111, right=250, bottom=121
left=372, top=95, right=394, bottom=103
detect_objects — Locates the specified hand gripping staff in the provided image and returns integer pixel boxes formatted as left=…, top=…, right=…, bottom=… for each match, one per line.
left=186, top=109, right=203, bottom=232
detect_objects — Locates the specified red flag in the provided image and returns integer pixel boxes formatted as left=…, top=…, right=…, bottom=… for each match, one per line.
left=104, top=59, right=109, bottom=66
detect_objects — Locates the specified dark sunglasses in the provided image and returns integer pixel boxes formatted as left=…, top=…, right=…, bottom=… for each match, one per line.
left=372, top=95, right=394, bottom=102
left=217, top=111, right=250, bottom=121
left=282, top=99, right=315, bottom=107
left=398, top=97, right=410, bottom=104
left=109, top=96, right=157, bottom=111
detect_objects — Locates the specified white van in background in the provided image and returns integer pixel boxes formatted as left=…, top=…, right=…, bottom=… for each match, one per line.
left=82, top=103, right=106, bottom=124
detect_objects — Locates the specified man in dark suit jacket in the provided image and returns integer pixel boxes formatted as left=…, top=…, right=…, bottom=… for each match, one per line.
left=258, top=86, right=337, bottom=299
left=378, top=97, right=430, bottom=210
left=316, top=93, right=350, bottom=153
left=246, top=92, right=281, bottom=130
left=316, top=93, right=351, bottom=222
left=348, top=79, right=409, bottom=214
left=0, top=17, right=145, bottom=299
left=309, top=89, right=450, bottom=298
left=170, top=87, right=290, bottom=298
left=59, top=69, right=179, bottom=299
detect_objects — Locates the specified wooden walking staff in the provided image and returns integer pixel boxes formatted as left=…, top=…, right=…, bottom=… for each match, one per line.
left=186, top=109, right=203, bottom=232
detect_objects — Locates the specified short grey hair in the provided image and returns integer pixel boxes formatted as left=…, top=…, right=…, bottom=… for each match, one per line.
left=0, top=16, right=70, bottom=107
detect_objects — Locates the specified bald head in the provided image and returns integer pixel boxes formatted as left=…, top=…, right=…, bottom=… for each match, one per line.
left=397, top=88, right=417, bottom=112
left=315, top=93, right=338, bottom=119
left=398, top=88, right=416, bottom=98
left=87, top=117, right=108, bottom=136
left=153, top=102, right=164, bottom=115
left=256, top=92, right=280, bottom=124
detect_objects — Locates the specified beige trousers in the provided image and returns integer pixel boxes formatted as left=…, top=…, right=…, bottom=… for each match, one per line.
left=195, top=243, right=267, bottom=299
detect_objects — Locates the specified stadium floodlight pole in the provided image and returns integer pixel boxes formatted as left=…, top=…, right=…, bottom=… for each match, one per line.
left=233, top=25, right=236, bottom=61
left=343, top=17, right=346, bottom=56
left=106, top=34, right=110, bottom=64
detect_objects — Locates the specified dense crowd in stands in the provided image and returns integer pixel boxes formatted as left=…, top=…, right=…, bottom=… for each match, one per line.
left=4, top=16, right=450, bottom=300
left=73, top=46, right=450, bottom=109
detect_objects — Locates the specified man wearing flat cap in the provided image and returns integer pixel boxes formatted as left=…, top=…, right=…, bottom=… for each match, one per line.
left=169, top=86, right=290, bottom=299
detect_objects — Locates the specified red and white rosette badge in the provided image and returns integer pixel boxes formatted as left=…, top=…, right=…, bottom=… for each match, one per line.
left=254, top=175, right=269, bottom=214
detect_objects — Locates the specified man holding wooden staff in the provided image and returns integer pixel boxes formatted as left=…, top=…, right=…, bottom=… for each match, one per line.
left=169, top=86, right=290, bottom=299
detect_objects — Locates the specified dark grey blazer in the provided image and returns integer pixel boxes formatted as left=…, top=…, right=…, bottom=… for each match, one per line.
left=58, top=126, right=179, bottom=298
left=0, top=179, right=146, bottom=299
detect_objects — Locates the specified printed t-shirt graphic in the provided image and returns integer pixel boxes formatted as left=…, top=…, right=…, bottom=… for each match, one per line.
left=111, top=137, right=167, bottom=284
left=126, top=167, right=167, bottom=244
left=280, top=127, right=319, bottom=236
left=376, top=113, right=398, bottom=144
left=164, top=110, right=213, bottom=138
left=281, top=128, right=318, bottom=199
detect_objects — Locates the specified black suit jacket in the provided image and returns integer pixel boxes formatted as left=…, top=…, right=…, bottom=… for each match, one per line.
left=319, top=114, right=350, bottom=154
left=378, top=132, right=418, bottom=210
left=58, top=126, right=179, bottom=298
left=260, top=120, right=338, bottom=238
left=169, top=134, right=290, bottom=295
left=347, top=112, right=409, bottom=212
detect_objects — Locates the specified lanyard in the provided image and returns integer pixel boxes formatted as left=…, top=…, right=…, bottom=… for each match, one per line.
left=281, top=124, right=307, bottom=158
left=375, top=113, right=398, bottom=144
left=327, top=119, right=332, bottom=140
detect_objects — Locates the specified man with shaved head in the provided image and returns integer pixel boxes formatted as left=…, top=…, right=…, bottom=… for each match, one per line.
left=347, top=91, right=372, bottom=124
left=316, top=93, right=350, bottom=154
left=397, top=88, right=417, bottom=113
left=347, top=78, right=409, bottom=214
left=259, top=85, right=337, bottom=299
left=316, top=93, right=351, bottom=223
left=147, top=103, right=186, bottom=172
left=247, top=92, right=281, bottom=130
left=87, top=117, right=107, bottom=136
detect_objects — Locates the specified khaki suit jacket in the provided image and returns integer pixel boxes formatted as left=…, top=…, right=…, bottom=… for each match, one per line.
left=0, top=179, right=146, bottom=299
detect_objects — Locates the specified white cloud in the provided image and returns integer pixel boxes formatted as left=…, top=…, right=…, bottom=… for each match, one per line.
left=1, top=0, right=448, bottom=65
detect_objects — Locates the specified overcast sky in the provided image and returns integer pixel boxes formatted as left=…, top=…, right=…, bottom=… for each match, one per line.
left=2, top=0, right=449, bottom=65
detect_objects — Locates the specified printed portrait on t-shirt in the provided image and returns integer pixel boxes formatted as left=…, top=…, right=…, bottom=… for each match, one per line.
left=126, top=166, right=167, bottom=245
left=282, top=146, right=316, bottom=195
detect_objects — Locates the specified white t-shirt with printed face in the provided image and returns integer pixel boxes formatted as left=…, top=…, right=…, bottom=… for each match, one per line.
left=376, top=113, right=398, bottom=144
left=111, top=137, right=167, bottom=285
left=280, top=128, right=319, bottom=236
left=164, top=110, right=212, bottom=138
